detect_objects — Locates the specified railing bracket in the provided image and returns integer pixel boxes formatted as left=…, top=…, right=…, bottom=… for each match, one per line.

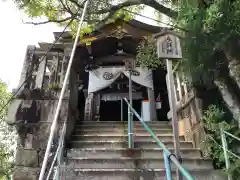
left=168, top=153, right=175, bottom=160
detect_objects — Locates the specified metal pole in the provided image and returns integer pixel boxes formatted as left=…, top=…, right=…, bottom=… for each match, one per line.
left=121, top=98, right=123, bottom=121
left=52, top=166, right=60, bottom=180
left=46, top=122, right=66, bottom=180
left=46, top=142, right=60, bottom=180
left=166, top=59, right=182, bottom=180
left=128, top=70, right=134, bottom=148
left=220, top=125, right=232, bottom=180
left=38, top=1, right=89, bottom=179
left=164, top=152, right=173, bottom=180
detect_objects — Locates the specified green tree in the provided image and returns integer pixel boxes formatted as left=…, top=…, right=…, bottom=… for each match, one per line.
left=12, top=0, right=177, bottom=34
left=0, top=80, right=16, bottom=180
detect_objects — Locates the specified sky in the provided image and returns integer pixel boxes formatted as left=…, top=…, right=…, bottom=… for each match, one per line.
left=0, top=1, right=166, bottom=91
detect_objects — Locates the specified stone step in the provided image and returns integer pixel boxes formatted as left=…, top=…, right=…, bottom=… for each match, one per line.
left=75, top=126, right=172, bottom=131
left=66, top=157, right=212, bottom=169
left=74, top=128, right=173, bottom=135
left=61, top=168, right=226, bottom=180
left=69, top=140, right=193, bottom=149
left=76, top=124, right=172, bottom=129
left=67, top=148, right=202, bottom=159
left=77, top=121, right=170, bottom=126
left=71, top=134, right=184, bottom=142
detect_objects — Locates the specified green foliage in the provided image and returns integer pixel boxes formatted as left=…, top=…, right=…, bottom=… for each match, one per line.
left=0, top=80, right=16, bottom=180
left=177, top=0, right=240, bottom=85
left=48, top=83, right=60, bottom=91
left=14, top=0, right=144, bottom=36
left=136, top=37, right=164, bottom=69
left=202, top=105, right=240, bottom=178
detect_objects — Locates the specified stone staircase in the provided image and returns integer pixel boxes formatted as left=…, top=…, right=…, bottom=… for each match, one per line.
left=62, top=121, right=225, bottom=180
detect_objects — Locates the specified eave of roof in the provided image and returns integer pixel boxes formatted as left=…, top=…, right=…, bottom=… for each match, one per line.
left=53, top=17, right=170, bottom=41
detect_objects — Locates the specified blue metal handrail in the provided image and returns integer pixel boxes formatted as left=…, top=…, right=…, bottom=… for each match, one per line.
left=123, top=98, right=194, bottom=180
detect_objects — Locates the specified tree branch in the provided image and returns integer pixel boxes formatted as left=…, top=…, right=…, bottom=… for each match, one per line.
left=59, top=0, right=73, bottom=15
left=95, top=0, right=177, bottom=19
left=143, top=0, right=177, bottom=18
left=69, top=0, right=84, bottom=9
left=96, top=0, right=143, bottom=14
left=95, top=10, right=117, bottom=28
left=22, top=16, right=73, bottom=25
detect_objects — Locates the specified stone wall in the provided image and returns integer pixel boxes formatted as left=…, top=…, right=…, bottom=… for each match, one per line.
left=11, top=92, right=70, bottom=180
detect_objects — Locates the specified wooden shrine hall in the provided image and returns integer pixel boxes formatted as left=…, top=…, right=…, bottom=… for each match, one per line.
left=66, top=17, right=171, bottom=122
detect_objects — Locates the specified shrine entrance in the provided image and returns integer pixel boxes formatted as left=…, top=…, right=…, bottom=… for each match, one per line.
left=99, top=99, right=141, bottom=121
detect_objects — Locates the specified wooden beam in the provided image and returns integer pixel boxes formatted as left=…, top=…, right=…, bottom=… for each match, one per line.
left=35, top=50, right=64, bottom=56
left=176, top=91, right=195, bottom=113
left=35, top=56, right=47, bottom=89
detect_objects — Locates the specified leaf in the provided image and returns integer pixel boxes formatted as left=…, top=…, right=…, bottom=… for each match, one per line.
left=0, top=80, right=16, bottom=179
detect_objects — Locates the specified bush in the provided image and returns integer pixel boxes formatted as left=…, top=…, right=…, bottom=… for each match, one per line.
left=202, top=105, right=240, bottom=178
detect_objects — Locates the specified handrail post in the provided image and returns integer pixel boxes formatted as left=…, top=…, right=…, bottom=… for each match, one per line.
left=166, top=59, right=182, bottom=180
left=164, top=152, right=173, bottom=180
left=128, top=70, right=134, bottom=148
left=121, top=98, right=123, bottom=121
left=53, top=166, right=60, bottom=180
left=220, top=125, right=232, bottom=180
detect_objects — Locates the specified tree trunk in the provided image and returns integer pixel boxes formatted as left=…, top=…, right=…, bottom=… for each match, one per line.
left=228, top=58, right=240, bottom=90
left=214, top=79, right=240, bottom=127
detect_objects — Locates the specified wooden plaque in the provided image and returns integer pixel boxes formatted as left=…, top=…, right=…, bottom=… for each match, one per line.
left=156, top=34, right=182, bottom=59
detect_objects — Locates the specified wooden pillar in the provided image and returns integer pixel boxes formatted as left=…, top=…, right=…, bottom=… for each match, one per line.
left=147, top=88, right=157, bottom=121
left=35, top=56, right=47, bottom=89
left=53, top=54, right=60, bottom=84
left=173, top=75, right=178, bottom=103
left=62, top=48, right=71, bottom=88
left=168, top=73, right=178, bottom=104
left=84, top=93, right=94, bottom=121
left=176, top=73, right=183, bottom=101
left=60, top=56, right=66, bottom=87
left=95, top=93, right=101, bottom=121
left=166, top=59, right=181, bottom=180
left=18, top=45, right=35, bottom=93
left=182, top=75, right=188, bottom=96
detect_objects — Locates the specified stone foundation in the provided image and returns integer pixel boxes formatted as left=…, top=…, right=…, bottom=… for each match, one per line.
left=11, top=97, right=70, bottom=180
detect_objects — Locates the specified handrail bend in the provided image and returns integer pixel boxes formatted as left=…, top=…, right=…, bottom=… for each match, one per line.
left=123, top=98, right=194, bottom=180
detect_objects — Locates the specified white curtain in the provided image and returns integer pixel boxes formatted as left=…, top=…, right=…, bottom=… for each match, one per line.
left=123, top=67, right=153, bottom=89
left=88, top=67, right=124, bottom=93
left=88, top=67, right=153, bottom=93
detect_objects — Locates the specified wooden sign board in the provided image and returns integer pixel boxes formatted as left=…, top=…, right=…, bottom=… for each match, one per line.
left=155, top=33, right=182, bottom=59
left=124, top=59, right=136, bottom=70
